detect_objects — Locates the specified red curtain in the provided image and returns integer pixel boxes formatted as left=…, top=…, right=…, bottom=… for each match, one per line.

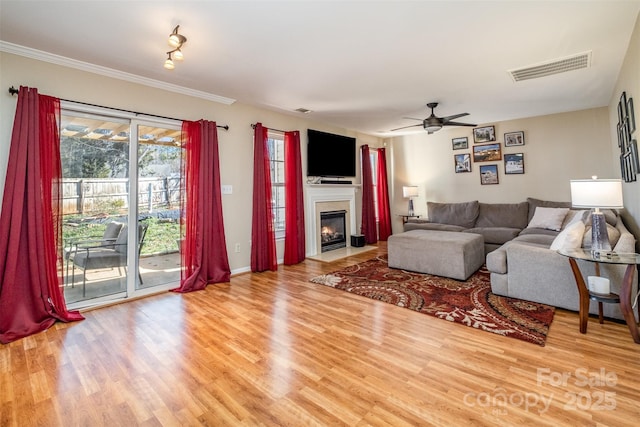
left=360, top=144, right=377, bottom=244
left=376, top=148, right=392, bottom=240
left=174, top=120, right=230, bottom=292
left=0, top=86, right=83, bottom=343
left=284, top=131, right=305, bottom=265
left=251, top=123, right=277, bottom=272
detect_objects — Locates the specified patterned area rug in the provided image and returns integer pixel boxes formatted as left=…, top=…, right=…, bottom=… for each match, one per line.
left=310, top=255, right=555, bottom=346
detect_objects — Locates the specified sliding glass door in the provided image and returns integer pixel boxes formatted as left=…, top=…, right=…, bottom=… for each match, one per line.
left=60, top=107, right=182, bottom=308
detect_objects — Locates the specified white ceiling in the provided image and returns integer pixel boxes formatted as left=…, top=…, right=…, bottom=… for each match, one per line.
left=1, top=1, right=639, bottom=136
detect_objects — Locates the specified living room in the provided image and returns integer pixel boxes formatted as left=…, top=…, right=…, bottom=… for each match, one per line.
left=1, top=1, right=640, bottom=425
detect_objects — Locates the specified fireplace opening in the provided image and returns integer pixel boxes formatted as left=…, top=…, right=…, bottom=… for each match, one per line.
left=320, top=210, right=347, bottom=252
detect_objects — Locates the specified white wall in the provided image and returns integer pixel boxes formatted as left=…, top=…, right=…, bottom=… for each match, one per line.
left=387, top=107, right=615, bottom=234
left=609, top=13, right=640, bottom=244
left=0, top=52, right=382, bottom=273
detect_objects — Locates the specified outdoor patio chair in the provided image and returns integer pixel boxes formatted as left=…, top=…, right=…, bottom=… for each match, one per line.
left=70, top=222, right=149, bottom=297
left=65, top=221, right=124, bottom=283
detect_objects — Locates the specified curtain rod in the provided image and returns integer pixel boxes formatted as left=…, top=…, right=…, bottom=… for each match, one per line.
left=251, top=123, right=288, bottom=134
left=8, top=86, right=229, bottom=131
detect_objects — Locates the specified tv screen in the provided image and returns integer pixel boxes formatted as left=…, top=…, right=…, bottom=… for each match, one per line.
left=307, top=129, right=356, bottom=177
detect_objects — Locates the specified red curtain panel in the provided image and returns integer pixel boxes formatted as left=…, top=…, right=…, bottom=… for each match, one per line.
left=284, top=131, right=306, bottom=265
left=251, top=123, right=277, bottom=272
left=0, top=86, right=83, bottom=343
left=376, top=148, right=392, bottom=241
left=360, top=144, right=378, bottom=244
left=174, top=120, right=230, bottom=292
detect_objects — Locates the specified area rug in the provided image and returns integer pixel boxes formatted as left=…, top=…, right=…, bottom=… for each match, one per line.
left=310, top=255, right=554, bottom=346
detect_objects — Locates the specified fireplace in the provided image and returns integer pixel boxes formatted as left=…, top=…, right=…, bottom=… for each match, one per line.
left=305, top=185, right=356, bottom=257
left=320, top=210, right=347, bottom=252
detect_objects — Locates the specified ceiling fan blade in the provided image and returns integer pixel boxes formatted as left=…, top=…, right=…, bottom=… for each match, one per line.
left=443, top=121, right=477, bottom=127
left=441, top=112, right=469, bottom=122
left=390, top=124, right=424, bottom=131
left=401, top=117, right=424, bottom=121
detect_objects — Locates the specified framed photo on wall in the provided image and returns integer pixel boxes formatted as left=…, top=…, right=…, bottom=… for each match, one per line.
left=473, top=126, right=496, bottom=143
left=454, top=153, right=472, bottom=173
left=480, top=164, right=499, bottom=185
left=504, top=131, right=525, bottom=147
left=504, top=153, right=524, bottom=174
left=452, top=137, right=468, bottom=150
left=472, top=143, right=502, bottom=162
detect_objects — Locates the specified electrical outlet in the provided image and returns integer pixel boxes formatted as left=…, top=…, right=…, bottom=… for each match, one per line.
left=235, top=243, right=240, bottom=253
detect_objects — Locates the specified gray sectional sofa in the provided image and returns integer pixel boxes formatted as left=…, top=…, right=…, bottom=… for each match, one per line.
left=400, top=198, right=637, bottom=320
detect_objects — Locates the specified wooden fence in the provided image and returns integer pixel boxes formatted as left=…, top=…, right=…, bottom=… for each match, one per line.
left=62, top=177, right=182, bottom=215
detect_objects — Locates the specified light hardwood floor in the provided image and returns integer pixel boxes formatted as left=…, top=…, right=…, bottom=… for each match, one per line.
left=2, top=242, right=640, bottom=426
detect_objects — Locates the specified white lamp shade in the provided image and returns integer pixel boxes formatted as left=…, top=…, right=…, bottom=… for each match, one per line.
left=570, top=179, right=623, bottom=208
left=402, top=186, right=419, bottom=198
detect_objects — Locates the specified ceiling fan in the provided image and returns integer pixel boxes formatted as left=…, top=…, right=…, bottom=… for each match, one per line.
left=391, top=102, right=476, bottom=134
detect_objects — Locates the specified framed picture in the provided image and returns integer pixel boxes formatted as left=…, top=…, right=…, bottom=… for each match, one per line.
left=452, top=137, right=468, bottom=150
left=480, top=164, right=499, bottom=185
left=473, top=126, right=496, bottom=143
left=504, top=153, right=524, bottom=174
left=628, top=98, right=636, bottom=135
left=454, top=153, right=472, bottom=173
left=631, top=139, right=639, bottom=173
left=504, top=131, right=525, bottom=147
left=472, top=143, right=502, bottom=162
left=620, top=92, right=628, bottom=119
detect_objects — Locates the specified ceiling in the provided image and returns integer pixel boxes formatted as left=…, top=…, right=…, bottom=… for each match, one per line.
left=1, top=1, right=639, bottom=137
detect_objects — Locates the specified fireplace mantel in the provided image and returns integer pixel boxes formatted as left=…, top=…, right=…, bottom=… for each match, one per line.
left=305, top=185, right=357, bottom=257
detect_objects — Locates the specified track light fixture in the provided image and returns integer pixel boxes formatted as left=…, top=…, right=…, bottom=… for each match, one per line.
left=164, top=25, right=187, bottom=70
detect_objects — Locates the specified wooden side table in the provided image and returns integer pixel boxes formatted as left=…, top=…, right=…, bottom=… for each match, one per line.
left=398, top=214, right=420, bottom=224
left=558, top=248, right=640, bottom=344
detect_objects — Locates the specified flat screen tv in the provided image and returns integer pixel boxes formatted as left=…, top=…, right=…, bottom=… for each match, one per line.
left=307, top=129, right=356, bottom=177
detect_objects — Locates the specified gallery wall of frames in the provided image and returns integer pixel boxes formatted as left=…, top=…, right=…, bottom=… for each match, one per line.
left=617, top=91, right=637, bottom=182
left=452, top=125, right=525, bottom=185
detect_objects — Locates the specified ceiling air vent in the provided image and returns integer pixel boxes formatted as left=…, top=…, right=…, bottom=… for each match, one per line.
left=508, top=51, right=592, bottom=82
left=295, top=108, right=312, bottom=114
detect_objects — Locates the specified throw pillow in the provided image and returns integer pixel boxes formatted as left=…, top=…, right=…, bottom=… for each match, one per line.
left=550, top=220, right=586, bottom=251
left=527, top=207, right=570, bottom=231
left=561, top=210, right=588, bottom=229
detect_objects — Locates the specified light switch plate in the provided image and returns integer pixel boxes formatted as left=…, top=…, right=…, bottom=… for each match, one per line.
left=221, top=184, right=233, bottom=195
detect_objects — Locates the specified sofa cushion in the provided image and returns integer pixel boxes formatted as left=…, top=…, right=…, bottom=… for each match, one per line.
left=527, top=197, right=571, bottom=223
left=404, top=221, right=466, bottom=232
left=464, top=227, right=522, bottom=245
left=518, top=227, right=560, bottom=238
left=512, top=234, right=556, bottom=245
left=427, top=201, right=479, bottom=228
left=474, top=202, right=529, bottom=229
left=527, top=207, right=569, bottom=231
left=550, top=219, right=586, bottom=251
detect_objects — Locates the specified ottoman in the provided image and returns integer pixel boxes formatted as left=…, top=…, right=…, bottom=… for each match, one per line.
left=388, top=230, right=484, bottom=280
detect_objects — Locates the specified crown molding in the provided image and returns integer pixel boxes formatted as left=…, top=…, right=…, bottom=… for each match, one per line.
left=0, top=41, right=236, bottom=105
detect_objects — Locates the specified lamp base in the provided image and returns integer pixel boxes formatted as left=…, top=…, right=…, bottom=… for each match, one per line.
left=590, top=211, right=611, bottom=257
left=408, top=199, right=414, bottom=216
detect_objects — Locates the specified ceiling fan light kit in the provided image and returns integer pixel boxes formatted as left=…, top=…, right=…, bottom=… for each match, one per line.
left=164, top=25, right=187, bottom=70
left=391, top=102, right=476, bottom=134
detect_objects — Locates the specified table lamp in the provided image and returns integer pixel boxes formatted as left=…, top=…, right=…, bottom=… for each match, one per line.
left=570, top=177, right=623, bottom=256
left=402, top=186, right=419, bottom=216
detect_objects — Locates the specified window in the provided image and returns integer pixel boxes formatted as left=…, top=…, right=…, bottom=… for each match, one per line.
left=267, top=131, right=285, bottom=237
